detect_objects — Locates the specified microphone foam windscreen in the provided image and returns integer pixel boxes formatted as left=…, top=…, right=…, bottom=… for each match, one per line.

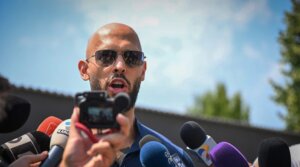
left=209, top=142, right=248, bottom=167
left=180, top=121, right=206, bottom=149
left=31, top=131, right=51, bottom=152
left=140, top=141, right=173, bottom=167
left=0, top=131, right=50, bottom=163
left=0, top=95, right=30, bottom=133
left=37, top=116, right=62, bottom=136
left=290, top=144, right=300, bottom=167
left=139, top=134, right=161, bottom=148
left=258, top=137, right=291, bottom=167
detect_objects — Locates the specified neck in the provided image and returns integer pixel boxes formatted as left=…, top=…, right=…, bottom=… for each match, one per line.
left=125, top=107, right=136, bottom=147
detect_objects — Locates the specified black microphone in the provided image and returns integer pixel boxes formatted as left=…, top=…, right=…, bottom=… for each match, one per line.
left=258, top=137, right=291, bottom=167
left=40, top=119, right=70, bottom=167
left=180, top=121, right=217, bottom=166
left=0, top=131, right=50, bottom=164
left=0, top=95, right=30, bottom=133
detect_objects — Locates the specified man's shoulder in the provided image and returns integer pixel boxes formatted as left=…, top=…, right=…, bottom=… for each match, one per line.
left=137, top=121, right=195, bottom=167
left=138, top=122, right=179, bottom=150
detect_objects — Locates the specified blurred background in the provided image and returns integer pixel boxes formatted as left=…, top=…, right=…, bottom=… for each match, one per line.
left=0, top=0, right=298, bottom=132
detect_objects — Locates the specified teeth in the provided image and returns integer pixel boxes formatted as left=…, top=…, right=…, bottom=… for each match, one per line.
left=111, top=82, right=124, bottom=88
left=113, top=81, right=123, bottom=84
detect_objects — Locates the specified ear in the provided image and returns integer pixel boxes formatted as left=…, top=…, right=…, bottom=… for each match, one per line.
left=141, top=61, right=147, bottom=81
left=78, top=60, right=90, bottom=81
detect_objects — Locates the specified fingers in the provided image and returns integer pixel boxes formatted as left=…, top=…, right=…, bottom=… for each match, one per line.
left=8, top=152, right=48, bottom=167
left=27, top=151, right=48, bottom=163
left=87, top=141, right=113, bottom=156
left=69, top=107, right=80, bottom=138
left=116, top=113, right=130, bottom=137
left=86, top=141, right=116, bottom=167
left=100, top=113, right=132, bottom=150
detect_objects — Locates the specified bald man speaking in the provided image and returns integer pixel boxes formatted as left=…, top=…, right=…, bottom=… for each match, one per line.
left=59, top=23, right=194, bottom=167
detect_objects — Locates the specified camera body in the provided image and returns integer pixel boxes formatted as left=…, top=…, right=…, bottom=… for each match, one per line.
left=75, top=91, right=130, bottom=129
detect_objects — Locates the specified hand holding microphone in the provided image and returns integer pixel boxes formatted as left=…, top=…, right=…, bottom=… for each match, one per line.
left=0, top=131, right=50, bottom=164
left=0, top=116, right=62, bottom=166
left=40, top=119, right=71, bottom=167
left=8, top=151, right=48, bottom=167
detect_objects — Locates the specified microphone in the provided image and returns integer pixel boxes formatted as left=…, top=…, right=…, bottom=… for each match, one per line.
left=37, top=116, right=62, bottom=136
left=140, top=141, right=177, bottom=167
left=139, top=135, right=186, bottom=167
left=180, top=121, right=216, bottom=166
left=40, top=119, right=70, bottom=167
left=0, top=131, right=50, bottom=164
left=289, top=144, right=300, bottom=167
left=258, top=137, right=291, bottom=167
left=208, top=142, right=249, bottom=167
left=0, top=95, right=30, bottom=133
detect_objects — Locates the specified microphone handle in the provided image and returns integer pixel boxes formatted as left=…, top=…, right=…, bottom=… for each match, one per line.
left=40, top=145, right=63, bottom=167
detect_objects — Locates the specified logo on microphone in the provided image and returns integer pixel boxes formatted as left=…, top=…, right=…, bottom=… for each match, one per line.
left=57, top=129, right=69, bottom=136
left=64, top=119, right=71, bottom=130
left=171, top=153, right=186, bottom=167
left=198, top=145, right=210, bottom=160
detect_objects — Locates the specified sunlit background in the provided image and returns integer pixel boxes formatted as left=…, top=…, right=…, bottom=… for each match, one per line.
left=0, top=0, right=291, bottom=130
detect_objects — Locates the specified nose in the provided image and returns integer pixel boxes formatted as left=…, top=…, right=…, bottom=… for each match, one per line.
left=113, top=55, right=126, bottom=74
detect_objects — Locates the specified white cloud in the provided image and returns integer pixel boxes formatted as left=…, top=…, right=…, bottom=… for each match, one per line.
left=73, top=0, right=273, bottom=110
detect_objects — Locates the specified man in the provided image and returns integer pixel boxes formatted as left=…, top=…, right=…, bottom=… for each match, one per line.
left=61, top=23, right=194, bottom=167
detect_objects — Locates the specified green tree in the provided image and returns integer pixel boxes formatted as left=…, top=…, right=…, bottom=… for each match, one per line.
left=270, top=0, right=300, bottom=132
left=187, top=83, right=250, bottom=123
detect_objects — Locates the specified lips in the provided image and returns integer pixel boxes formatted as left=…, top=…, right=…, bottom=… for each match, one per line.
left=108, top=78, right=129, bottom=94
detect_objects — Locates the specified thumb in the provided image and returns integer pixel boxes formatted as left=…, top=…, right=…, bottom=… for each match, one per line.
left=27, top=151, right=48, bottom=163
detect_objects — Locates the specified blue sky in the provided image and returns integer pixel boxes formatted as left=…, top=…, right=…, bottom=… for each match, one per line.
left=0, top=0, right=292, bottom=130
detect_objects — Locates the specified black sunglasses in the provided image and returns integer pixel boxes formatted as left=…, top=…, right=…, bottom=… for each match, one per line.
left=88, top=50, right=146, bottom=67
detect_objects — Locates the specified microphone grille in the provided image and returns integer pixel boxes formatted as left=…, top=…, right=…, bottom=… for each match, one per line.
left=258, top=137, right=291, bottom=167
left=0, top=95, right=30, bottom=133
left=180, top=121, right=206, bottom=149
left=209, top=142, right=249, bottom=167
left=140, top=141, right=173, bottom=167
left=31, top=131, right=50, bottom=152
left=37, top=116, right=62, bottom=136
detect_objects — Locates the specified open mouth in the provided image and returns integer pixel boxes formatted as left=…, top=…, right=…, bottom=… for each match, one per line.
left=108, top=78, right=129, bottom=94
left=111, top=82, right=125, bottom=89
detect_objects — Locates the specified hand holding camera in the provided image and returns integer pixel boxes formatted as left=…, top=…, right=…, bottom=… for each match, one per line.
left=75, top=91, right=131, bottom=130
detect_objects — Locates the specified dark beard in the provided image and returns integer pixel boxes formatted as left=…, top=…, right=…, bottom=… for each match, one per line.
left=89, top=74, right=142, bottom=109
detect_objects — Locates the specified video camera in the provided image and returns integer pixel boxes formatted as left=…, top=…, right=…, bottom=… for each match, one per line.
left=75, top=91, right=130, bottom=129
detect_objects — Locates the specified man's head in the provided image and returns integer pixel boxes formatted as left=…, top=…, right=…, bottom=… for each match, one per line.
left=78, top=23, right=147, bottom=111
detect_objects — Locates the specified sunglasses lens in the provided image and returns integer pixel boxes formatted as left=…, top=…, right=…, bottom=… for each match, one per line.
left=95, top=50, right=117, bottom=65
left=124, top=51, right=145, bottom=67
